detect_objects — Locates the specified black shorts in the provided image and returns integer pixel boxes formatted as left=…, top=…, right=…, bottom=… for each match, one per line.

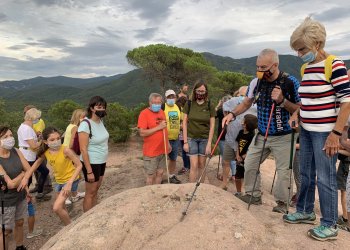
left=235, top=164, right=245, bottom=179
left=82, top=161, right=106, bottom=182
left=336, top=160, right=349, bottom=190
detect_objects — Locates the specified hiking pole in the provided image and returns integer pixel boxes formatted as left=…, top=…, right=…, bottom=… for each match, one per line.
left=248, top=102, right=275, bottom=210
left=270, top=169, right=276, bottom=194
left=286, top=121, right=296, bottom=214
left=163, top=129, right=170, bottom=184
left=181, top=126, right=226, bottom=219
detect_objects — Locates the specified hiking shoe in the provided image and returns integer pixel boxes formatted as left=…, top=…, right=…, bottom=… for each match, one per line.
left=234, top=192, right=242, bottom=197
left=43, top=186, right=53, bottom=195
left=169, top=175, right=181, bottom=184
left=36, top=193, right=51, bottom=201
left=178, top=168, right=189, bottom=175
left=237, top=194, right=262, bottom=205
left=336, top=216, right=348, bottom=226
left=65, top=198, right=72, bottom=205
left=283, top=211, right=317, bottom=224
left=71, top=192, right=85, bottom=202
left=26, top=229, right=43, bottom=239
left=272, top=201, right=287, bottom=214
left=307, top=225, right=338, bottom=241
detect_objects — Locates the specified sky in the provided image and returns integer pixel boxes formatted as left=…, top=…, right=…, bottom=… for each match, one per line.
left=0, top=0, right=350, bottom=81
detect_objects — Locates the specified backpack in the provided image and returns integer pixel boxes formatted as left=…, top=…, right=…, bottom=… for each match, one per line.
left=185, top=100, right=211, bottom=115
left=72, top=119, right=92, bottom=155
left=300, top=55, right=336, bottom=82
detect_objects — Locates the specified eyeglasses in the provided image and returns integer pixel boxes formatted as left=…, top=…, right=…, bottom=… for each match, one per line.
left=195, top=90, right=207, bottom=94
left=256, top=64, right=273, bottom=71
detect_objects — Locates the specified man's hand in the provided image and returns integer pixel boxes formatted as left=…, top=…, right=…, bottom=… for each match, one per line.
left=222, top=113, right=234, bottom=127
left=157, top=120, right=167, bottom=130
left=271, top=86, right=284, bottom=104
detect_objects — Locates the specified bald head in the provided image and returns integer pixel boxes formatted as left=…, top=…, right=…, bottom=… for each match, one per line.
left=238, top=86, right=248, bottom=96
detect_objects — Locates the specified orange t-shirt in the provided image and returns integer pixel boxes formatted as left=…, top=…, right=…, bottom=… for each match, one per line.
left=138, top=108, right=169, bottom=157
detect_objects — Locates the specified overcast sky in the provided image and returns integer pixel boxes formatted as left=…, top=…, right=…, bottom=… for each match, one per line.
left=0, top=0, right=349, bottom=81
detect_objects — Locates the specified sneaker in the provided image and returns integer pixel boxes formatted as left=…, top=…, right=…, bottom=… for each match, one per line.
left=71, top=192, right=85, bottom=202
left=272, top=201, right=287, bottom=214
left=43, top=186, right=53, bottom=195
left=178, top=168, right=189, bottom=175
left=237, top=194, right=262, bottom=205
left=36, top=193, right=51, bottom=201
left=234, top=192, right=242, bottom=197
left=283, top=211, right=317, bottom=224
left=26, top=229, right=43, bottom=239
left=15, top=245, right=27, bottom=250
left=337, top=216, right=348, bottom=226
left=65, top=198, right=72, bottom=205
left=169, top=175, right=181, bottom=184
left=307, top=225, right=338, bottom=241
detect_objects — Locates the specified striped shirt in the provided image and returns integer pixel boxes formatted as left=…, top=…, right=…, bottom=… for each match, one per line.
left=299, top=58, right=350, bottom=132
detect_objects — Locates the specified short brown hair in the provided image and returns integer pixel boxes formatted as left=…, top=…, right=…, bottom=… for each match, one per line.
left=244, top=114, right=258, bottom=132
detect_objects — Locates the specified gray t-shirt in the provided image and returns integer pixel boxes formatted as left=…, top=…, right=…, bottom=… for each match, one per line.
left=0, top=148, right=26, bottom=207
left=223, top=97, right=257, bottom=150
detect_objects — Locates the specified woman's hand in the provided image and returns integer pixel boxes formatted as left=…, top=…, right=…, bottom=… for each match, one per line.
left=183, top=143, right=189, bottom=153
left=62, top=182, right=72, bottom=197
left=323, top=133, right=340, bottom=157
left=17, top=177, right=28, bottom=192
left=87, top=172, right=95, bottom=183
left=205, top=143, right=211, bottom=156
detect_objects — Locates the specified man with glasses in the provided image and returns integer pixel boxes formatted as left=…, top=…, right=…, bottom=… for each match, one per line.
left=222, top=48, right=301, bottom=213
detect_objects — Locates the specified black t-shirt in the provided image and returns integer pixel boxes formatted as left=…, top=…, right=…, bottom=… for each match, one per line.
left=216, top=108, right=226, bottom=141
left=236, top=130, right=255, bottom=156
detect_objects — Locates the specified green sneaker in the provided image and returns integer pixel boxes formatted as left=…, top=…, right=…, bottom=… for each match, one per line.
left=283, top=211, right=317, bottom=224
left=307, top=225, right=338, bottom=241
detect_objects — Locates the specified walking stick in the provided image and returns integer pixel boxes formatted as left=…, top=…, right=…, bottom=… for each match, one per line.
left=163, top=129, right=170, bottom=184
left=216, top=154, right=221, bottom=179
left=248, top=102, right=275, bottom=210
left=181, top=126, right=226, bottom=219
left=286, top=121, right=296, bottom=214
left=270, top=169, right=276, bottom=194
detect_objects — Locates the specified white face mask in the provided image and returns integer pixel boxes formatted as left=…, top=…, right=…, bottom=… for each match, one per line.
left=32, top=119, right=39, bottom=124
left=0, top=137, right=15, bottom=150
left=48, top=140, right=61, bottom=151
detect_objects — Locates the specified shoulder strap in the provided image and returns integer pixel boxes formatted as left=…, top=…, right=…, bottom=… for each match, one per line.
left=300, top=63, right=307, bottom=79
left=325, top=55, right=336, bottom=83
left=161, top=103, right=165, bottom=111
left=186, top=100, right=192, bottom=115
left=81, top=119, right=92, bottom=139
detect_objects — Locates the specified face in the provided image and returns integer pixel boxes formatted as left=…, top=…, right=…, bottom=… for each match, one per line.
left=182, top=85, right=188, bottom=92
left=149, top=96, right=162, bottom=107
left=166, top=94, right=176, bottom=100
left=256, top=55, right=277, bottom=73
left=195, top=85, right=207, bottom=95
left=0, top=130, right=13, bottom=140
left=45, top=132, right=61, bottom=144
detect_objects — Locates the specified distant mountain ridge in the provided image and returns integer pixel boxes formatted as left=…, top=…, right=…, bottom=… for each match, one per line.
left=1, top=53, right=349, bottom=111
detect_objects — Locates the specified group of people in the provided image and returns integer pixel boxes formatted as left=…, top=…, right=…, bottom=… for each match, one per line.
left=138, top=17, right=350, bottom=242
left=0, top=96, right=109, bottom=249
left=1, top=16, right=350, bottom=249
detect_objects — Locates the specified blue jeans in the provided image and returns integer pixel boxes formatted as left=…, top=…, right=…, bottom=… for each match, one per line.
left=168, top=139, right=180, bottom=161
left=297, top=127, right=338, bottom=227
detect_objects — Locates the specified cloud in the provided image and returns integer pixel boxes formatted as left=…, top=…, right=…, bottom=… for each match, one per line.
left=0, top=13, right=7, bottom=22
left=135, top=27, right=158, bottom=40
left=7, top=45, right=28, bottom=50
left=313, top=7, right=350, bottom=22
left=96, top=27, right=121, bottom=39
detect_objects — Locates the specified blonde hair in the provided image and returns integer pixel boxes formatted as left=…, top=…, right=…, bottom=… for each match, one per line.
left=70, top=109, right=85, bottom=125
left=290, top=17, right=326, bottom=51
left=24, top=108, right=41, bottom=121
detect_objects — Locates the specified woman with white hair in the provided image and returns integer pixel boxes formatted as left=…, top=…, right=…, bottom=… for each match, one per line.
left=17, top=108, right=50, bottom=201
left=283, top=17, right=350, bottom=241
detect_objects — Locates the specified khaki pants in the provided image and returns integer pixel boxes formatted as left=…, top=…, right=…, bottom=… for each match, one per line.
left=244, top=133, right=296, bottom=202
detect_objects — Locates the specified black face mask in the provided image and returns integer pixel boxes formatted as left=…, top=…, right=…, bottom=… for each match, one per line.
left=259, top=66, right=274, bottom=79
left=95, top=110, right=107, bottom=118
left=196, top=93, right=207, bottom=100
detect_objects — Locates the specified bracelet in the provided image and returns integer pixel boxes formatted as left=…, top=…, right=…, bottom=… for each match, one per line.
left=87, top=172, right=93, bottom=174
left=331, top=129, right=342, bottom=136
left=229, top=112, right=237, bottom=120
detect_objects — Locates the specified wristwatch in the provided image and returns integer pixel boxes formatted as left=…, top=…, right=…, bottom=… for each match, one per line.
left=229, top=112, right=237, bottom=120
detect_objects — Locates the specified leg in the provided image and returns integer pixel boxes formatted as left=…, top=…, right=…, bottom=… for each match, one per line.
left=146, top=174, right=156, bottom=185
left=221, top=143, right=236, bottom=189
left=155, top=169, right=164, bottom=184
left=14, top=219, right=24, bottom=247
left=198, top=155, right=207, bottom=183
left=292, top=149, right=301, bottom=198
left=340, top=191, right=348, bottom=220
left=83, top=181, right=99, bottom=212
left=0, top=230, right=12, bottom=250
left=53, top=192, right=71, bottom=225
left=221, top=160, right=231, bottom=189
left=243, top=134, right=271, bottom=197
left=189, top=156, right=199, bottom=183
left=296, top=127, right=316, bottom=214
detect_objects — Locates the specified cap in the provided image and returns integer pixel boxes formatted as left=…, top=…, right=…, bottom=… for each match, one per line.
left=165, top=89, right=176, bottom=97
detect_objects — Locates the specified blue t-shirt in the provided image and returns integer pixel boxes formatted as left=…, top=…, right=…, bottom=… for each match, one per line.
left=247, top=74, right=300, bottom=135
left=78, top=119, right=109, bottom=164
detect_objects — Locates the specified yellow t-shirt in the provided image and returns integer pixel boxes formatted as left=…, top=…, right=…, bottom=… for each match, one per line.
left=33, top=119, right=45, bottom=134
left=45, top=146, right=78, bottom=184
left=164, top=103, right=180, bottom=140
left=63, top=124, right=77, bottom=147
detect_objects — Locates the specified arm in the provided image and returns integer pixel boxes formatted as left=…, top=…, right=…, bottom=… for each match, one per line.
left=79, top=131, right=93, bottom=178
left=139, top=120, right=166, bottom=137
left=182, top=114, right=189, bottom=152
left=17, top=156, right=45, bottom=191
left=0, top=164, right=25, bottom=189
left=69, top=126, right=78, bottom=149
left=26, top=138, right=41, bottom=151
left=61, top=148, right=83, bottom=194
left=16, top=148, right=32, bottom=172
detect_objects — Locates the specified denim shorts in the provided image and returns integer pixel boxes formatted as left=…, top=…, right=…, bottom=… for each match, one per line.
left=168, top=139, right=180, bottom=161
left=55, top=179, right=80, bottom=192
left=188, top=138, right=208, bottom=156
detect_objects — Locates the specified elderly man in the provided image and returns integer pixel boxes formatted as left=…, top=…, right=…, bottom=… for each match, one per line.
left=138, top=93, right=171, bottom=185
left=223, top=48, right=301, bottom=213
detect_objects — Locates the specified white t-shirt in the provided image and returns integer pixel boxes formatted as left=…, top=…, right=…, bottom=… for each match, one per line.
left=17, top=123, right=38, bottom=161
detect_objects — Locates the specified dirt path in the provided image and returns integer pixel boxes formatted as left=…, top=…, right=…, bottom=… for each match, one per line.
left=16, top=135, right=350, bottom=249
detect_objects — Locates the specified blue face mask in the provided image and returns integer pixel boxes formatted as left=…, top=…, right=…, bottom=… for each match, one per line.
left=238, top=96, right=244, bottom=103
left=301, top=51, right=317, bottom=63
left=151, top=104, right=161, bottom=112
left=166, top=99, right=175, bottom=106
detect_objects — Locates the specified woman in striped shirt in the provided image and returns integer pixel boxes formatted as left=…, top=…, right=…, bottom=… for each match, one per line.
left=283, top=17, right=350, bottom=241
